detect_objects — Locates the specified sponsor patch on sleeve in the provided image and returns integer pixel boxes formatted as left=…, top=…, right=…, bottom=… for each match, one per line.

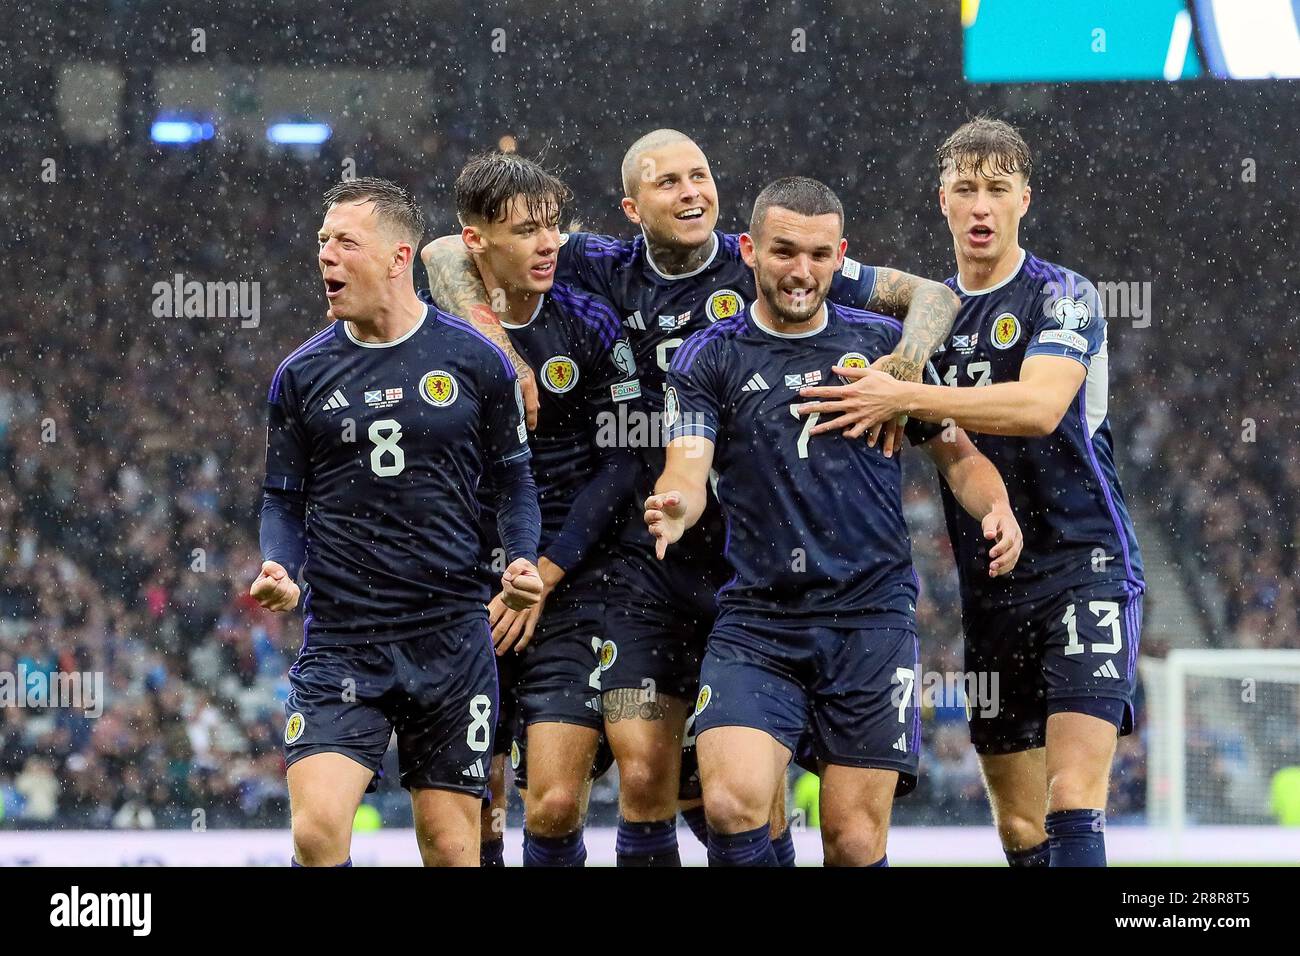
left=611, top=380, right=642, bottom=402
left=1036, top=329, right=1089, bottom=352
left=840, top=257, right=862, bottom=281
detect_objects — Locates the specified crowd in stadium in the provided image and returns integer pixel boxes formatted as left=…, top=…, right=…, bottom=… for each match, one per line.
left=3, top=6, right=1294, bottom=831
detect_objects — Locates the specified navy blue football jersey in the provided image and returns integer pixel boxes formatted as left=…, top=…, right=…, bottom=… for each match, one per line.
left=665, top=301, right=937, bottom=628
left=425, top=284, right=643, bottom=576
left=264, top=303, right=531, bottom=643
left=558, top=230, right=879, bottom=413
left=932, top=249, right=1144, bottom=603
left=559, top=230, right=880, bottom=568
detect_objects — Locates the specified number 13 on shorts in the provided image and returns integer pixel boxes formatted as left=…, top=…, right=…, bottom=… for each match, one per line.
left=1062, top=601, right=1122, bottom=656
left=1056, top=595, right=1139, bottom=688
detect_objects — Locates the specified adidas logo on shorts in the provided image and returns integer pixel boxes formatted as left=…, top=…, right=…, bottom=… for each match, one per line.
left=461, top=759, right=486, bottom=779
left=1092, top=660, right=1121, bottom=679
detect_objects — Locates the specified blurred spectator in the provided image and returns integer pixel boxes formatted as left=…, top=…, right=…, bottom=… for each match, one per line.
left=15, top=756, right=59, bottom=823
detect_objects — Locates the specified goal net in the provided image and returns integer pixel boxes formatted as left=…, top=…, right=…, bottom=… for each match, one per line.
left=1141, top=650, right=1300, bottom=829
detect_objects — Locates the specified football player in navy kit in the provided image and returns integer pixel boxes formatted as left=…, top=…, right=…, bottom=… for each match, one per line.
left=797, top=119, right=1145, bottom=867
left=251, top=179, right=542, bottom=867
left=421, top=130, right=961, bottom=867
left=437, top=152, right=643, bottom=867
left=646, top=177, right=1022, bottom=866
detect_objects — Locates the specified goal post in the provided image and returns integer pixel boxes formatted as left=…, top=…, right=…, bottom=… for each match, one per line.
left=1141, top=649, right=1300, bottom=845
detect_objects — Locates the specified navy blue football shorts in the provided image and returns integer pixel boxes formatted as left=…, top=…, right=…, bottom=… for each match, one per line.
left=283, top=617, right=498, bottom=797
left=602, top=546, right=725, bottom=801
left=496, top=574, right=609, bottom=791
left=694, top=616, right=921, bottom=796
left=510, top=583, right=605, bottom=731
left=962, top=582, right=1143, bottom=755
left=601, top=548, right=721, bottom=701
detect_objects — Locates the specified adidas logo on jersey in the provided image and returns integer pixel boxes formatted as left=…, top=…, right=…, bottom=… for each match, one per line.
left=461, top=759, right=486, bottom=779
left=742, top=373, right=770, bottom=392
left=892, top=734, right=908, bottom=752
left=321, top=389, right=349, bottom=411
left=625, top=311, right=647, bottom=331
left=1093, top=660, right=1121, bottom=679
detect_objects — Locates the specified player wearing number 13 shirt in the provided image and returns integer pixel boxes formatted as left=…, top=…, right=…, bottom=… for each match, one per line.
left=252, top=179, right=541, bottom=867
left=796, top=120, right=1146, bottom=867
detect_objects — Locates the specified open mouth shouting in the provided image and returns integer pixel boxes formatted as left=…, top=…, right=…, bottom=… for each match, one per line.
left=324, top=277, right=347, bottom=299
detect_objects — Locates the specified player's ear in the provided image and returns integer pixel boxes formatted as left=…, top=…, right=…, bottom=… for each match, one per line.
left=835, top=237, right=847, bottom=269
left=461, top=224, right=487, bottom=255
left=1020, top=182, right=1032, bottom=216
left=620, top=196, right=642, bottom=226
left=938, top=184, right=948, bottom=217
left=391, top=242, right=414, bottom=277
left=738, top=232, right=756, bottom=267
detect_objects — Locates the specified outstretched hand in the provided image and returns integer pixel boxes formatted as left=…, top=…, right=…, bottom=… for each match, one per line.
left=644, top=491, right=688, bottom=560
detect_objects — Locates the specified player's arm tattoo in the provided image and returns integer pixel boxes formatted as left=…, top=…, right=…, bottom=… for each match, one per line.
left=423, top=237, right=535, bottom=385
left=602, top=687, right=666, bottom=722
left=867, top=267, right=962, bottom=381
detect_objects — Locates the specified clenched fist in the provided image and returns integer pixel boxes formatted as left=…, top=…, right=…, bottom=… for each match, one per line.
left=499, top=557, right=543, bottom=611
left=250, top=560, right=301, bottom=611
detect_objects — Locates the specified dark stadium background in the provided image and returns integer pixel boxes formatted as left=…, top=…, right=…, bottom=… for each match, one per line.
left=1, top=0, right=1296, bottom=834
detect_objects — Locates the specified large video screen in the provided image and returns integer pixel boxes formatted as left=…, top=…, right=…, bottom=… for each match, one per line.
left=964, top=0, right=1300, bottom=81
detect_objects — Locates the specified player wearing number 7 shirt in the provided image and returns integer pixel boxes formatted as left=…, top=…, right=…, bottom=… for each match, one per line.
left=422, top=129, right=961, bottom=868
left=250, top=179, right=542, bottom=867
left=647, top=177, right=1022, bottom=866
left=796, top=119, right=1146, bottom=867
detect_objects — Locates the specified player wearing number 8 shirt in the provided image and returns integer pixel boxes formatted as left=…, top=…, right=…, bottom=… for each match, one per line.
left=647, top=177, right=1022, bottom=866
left=797, top=119, right=1146, bottom=868
left=251, top=179, right=542, bottom=867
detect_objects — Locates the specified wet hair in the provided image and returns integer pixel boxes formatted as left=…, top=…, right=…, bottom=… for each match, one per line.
left=454, top=151, right=571, bottom=228
left=620, top=128, right=700, bottom=197
left=322, top=177, right=426, bottom=246
left=935, top=116, right=1033, bottom=183
left=749, top=176, right=843, bottom=238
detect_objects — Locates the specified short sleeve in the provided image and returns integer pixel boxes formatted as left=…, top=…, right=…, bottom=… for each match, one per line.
left=827, top=256, right=879, bottom=310
left=664, top=336, right=723, bottom=445
left=567, top=288, right=642, bottom=413
left=556, top=231, right=619, bottom=303
left=1025, top=273, right=1106, bottom=369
